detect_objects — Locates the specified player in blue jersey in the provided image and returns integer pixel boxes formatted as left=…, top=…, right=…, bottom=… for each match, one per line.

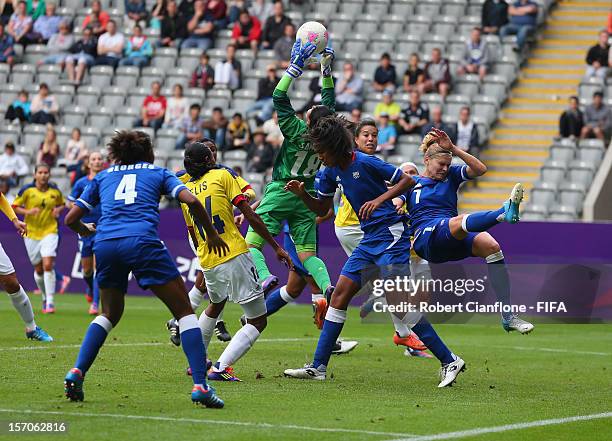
left=68, top=152, right=104, bottom=315
left=404, top=129, right=533, bottom=334
left=283, top=115, right=465, bottom=387
left=63, top=130, right=229, bottom=408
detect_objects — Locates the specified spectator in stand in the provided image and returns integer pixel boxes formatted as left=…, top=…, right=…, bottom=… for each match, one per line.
left=559, top=96, right=584, bottom=139
left=125, top=0, right=148, bottom=29
left=82, top=0, right=109, bottom=37
left=164, top=84, right=189, bottom=129
left=231, top=8, right=261, bottom=56
left=263, top=110, right=283, bottom=147
left=398, top=90, right=429, bottom=135
left=5, top=89, right=30, bottom=123
left=1, top=1, right=14, bottom=26
left=0, top=141, right=28, bottom=188
left=421, top=106, right=453, bottom=137
left=376, top=112, right=397, bottom=155
left=273, top=22, right=294, bottom=69
left=373, top=89, right=401, bottom=125
left=7, top=1, right=32, bottom=46
left=37, top=124, right=60, bottom=167
left=452, top=106, right=480, bottom=154
left=349, top=108, right=362, bottom=124
left=247, top=127, right=275, bottom=173
left=150, top=0, right=169, bottom=30
left=175, top=103, right=204, bottom=150
left=26, top=0, right=45, bottom=20
left=261, top=0, right=290, bottom=49
left=481, top=0, right=508, bottom=35
left=65, top=26, right=97, bottom=84
left=30, top=82, right=58, bottom=124
left=422, top=48, right=452, bottom=100
left=500, top=0, right=538, bottom=52
left=178, top=0, right=195, bottom=17
left=94, top=20, right=124, bottom=68
left=30, top=2, right=60, bottom=44
left=159, top=0, right=187, bottom=47
left=585, top=30, right=610, bottom=80
left=226, top=112, right=250, bottom=150
left=119, top=24, right=152, bottom=67
left=457, top=27, right=490, bottom=80
left=214, top=43, right=241, bottom=90
left=372, top=53, right=397, bottom=92
left=203, top=106, right=228, bottom=149
left=581, top=91, right=611, bottom=141
left=249, top=0, right=273, bottom=25
left=189, top=52, right=214, bottom=89
left=246, top=64, right=278, bottom=124
left=227, top=0, right=246, bottom=24
left=403, top=53, right=425, bottom=93
left=39, top=20, right=73, bottom=65
left=134, top=81, right=166, bottom=131
left=64, top=127, right=89, bottom=165
left=181, top=0, right=217, bottom=51
left=335, top=62, right=363, bottom=112
left=0, top=22, right=16, bottom=65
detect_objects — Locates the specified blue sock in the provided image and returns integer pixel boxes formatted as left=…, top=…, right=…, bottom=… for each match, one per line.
left=84, top=273, right=94, bottom=295
left=265, top=287, right=288, bottom=316
left=55, top=269, right=63, bottom=282
left=312, top=307, right=346, bottom=369
left=74, top=316, right=112, bottom=374
left=412, top=317, right=454, bottom=365
left=463, top=207, right=505, bottom=233
left=486, top=253, right=512, bottom=320
left=92, top=274, right=100, bottom=306
left=179, top=314, right=208, bottom=387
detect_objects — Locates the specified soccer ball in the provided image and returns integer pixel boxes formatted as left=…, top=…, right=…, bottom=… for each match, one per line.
left=296, top=21, right=329, bottom=63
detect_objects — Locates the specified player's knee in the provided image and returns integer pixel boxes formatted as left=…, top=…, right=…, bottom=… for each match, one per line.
left=483, top=240, right=501, bottom=256
left=247, top=315, right=267, bottom=333
left=1, top=275, right=20, bottom=293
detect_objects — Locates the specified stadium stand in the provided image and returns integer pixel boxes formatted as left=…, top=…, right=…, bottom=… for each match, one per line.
left=0, top=0, right=609, bottom=219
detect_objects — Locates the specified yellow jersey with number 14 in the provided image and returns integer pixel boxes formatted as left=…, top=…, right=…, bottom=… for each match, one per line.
left=180, top=167, right=249, bottom=270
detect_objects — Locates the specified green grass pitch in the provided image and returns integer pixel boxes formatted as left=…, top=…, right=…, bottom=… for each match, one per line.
left=1, top=293, right=611, bottom=441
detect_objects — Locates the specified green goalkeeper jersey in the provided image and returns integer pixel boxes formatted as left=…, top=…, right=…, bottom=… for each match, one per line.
left=271, top=78, right=335, bottom=190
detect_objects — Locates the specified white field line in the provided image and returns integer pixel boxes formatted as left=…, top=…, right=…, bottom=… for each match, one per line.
left=0, top=408, right=415, bottom=438
left=385, top=412, right=612, bottom=441
left=466, top=343, right=610, bottom=357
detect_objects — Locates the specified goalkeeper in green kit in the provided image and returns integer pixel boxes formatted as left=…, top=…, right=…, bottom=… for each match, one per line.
left=246, top=39, right=335, bottom=309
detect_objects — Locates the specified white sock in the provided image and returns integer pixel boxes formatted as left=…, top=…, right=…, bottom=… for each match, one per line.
left=8, top=286, right=36, bottom=331
left=279, top=286, right=294, bottom=303
left=188, top=285, right=206, bottom=310
left=390, top=312, right=411, bottom=338
left=34, top=272, right=46, bottom=302
left=198, top=312, right=217, bottom=350
left=216, top=323, right=260, bottom=371
left=216, top=309, right=224, bottom=324
left=312, top=293, right=324, bottom=302
left=43, top=271, right=55, bottom=305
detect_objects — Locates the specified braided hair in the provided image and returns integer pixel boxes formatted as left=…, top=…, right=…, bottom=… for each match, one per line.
left=183, top=139, right=216, bottom=179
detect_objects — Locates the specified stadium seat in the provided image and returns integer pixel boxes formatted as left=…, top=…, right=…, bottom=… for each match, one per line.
left=10, top=64, right=35, bottom=87
left=23, top=45, right=46, bottom=65
left=548, top=205, right=578, bottom=221
left=88, top=107, right=115, bottom=128
left=406, top=15, right=432, bottom=35
left=444, top=95, right=471, bottom=118
left=75, top=85, right=101, bottom=107
left=431, top=16, right=457, bottom=38
left=89, top=65, right=114, bottom=89
left=55, top=125, right=73, bottom=147
left=540, top=160, right=567, bottom=185
left=365, top=0, right=390, bottom=17
left=455, top=75, right=481, bottom=98
left=550, top=145, right=575, bottom=162
left=390, top=0, right=415, bottom=16
left=422, top=35, right=448, bottom=56
left=416, top=0, right=441, bottom=17
left=0, top=124, right=21, bottom=146
left=62, top=105, right=88, bottom=127
left=114, top=66, right=139, bottom=89
left=442, top=0, right=467, bottom=16
left=101, top=86, right=127, bottom=108
left=380, top=15, right=406, bottom=36
left=0, top=83, right=22, bottom=104
left=568, top=161, right=596, bottom=187
left=166, top=67, right=191, bottom=89
left=156, top=128, right=181, bottom=152
left=472, top=95, right=499, bottom=125
left=114, top=108, right=139, bottom=129
left=577, top=147, right=604, bottom=164
left=36, top=64, right=62, bottom=88
left=577, top=138, right=605, bottom=149
left=128, top=87, right=150, bottom=108
left=529, top=182, right=556, bottom=207
left=139, top=67, right=166, bottom=88
left=23, top=124, right=47, bottom=148
left=481, top=75, right=509, bottom=103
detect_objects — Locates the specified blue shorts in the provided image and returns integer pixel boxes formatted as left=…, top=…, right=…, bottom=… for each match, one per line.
left=412, top=218, right=477, bottom=264
left=94, top=236, right=180, bottom=292
left=341, top=222, right=412, bottom=286
left=78, top=235, right=96, bottom=258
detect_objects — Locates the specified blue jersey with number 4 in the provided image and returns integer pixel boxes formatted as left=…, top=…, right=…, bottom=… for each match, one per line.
left=317, top=151, right=403, bottom=235
left=406, top=164, right=472, bottom=233
left=75, top=162, right=187, bottom=242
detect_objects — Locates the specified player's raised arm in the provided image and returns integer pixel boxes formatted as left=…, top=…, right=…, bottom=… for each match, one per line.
left=65, top=205, right=97, bottom=237
left=284, top=180, right=333, bottom=217
left=359, top=172, right=416, bottom=220
left=236, top=200, right=293, bottom=270
left=319, top=47, right=335, bottom=111
left=177, top=188, right=230, bottom=257
left=429, top=128, right=487, bottom=178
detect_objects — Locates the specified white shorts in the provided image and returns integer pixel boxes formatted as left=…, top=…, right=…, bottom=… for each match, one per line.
left=188, top=234, right=203, bottom=271
left=0, top=243, right=16, bottom=275
left=204, top=253, right=264, bottom=308
left=335, top=224, right=364, bottom=257
left=24, top=234, right=59, bottom=265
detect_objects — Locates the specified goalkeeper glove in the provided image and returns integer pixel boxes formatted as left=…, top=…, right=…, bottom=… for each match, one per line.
left=320, top=47, right=334, bottom=77
left=286, top=41, right=317, bottom=79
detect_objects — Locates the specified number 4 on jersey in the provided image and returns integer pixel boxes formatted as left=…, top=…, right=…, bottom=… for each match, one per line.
left=115, top=174, right=138, bottom=205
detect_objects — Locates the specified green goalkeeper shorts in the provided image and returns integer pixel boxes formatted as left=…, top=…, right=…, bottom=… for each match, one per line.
left=246, top=181, right=317, bottom=251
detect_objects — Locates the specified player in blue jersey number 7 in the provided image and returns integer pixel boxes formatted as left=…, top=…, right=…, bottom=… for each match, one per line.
left=403, top=128, right=533, bottom=334
left=63, top=130, right=229, bottom=408
left=283, top=116, right=466, bottom=387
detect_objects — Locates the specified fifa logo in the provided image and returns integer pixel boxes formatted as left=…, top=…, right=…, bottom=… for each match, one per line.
left=353, top=171, right=360, bottom=179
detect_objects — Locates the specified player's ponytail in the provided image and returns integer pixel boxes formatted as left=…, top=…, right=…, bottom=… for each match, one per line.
left=420, top=132, right=452, bottom=159
left=184, top=140, right=216, bottom=179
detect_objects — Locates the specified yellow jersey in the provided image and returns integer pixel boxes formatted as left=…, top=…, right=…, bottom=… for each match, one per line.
left=13, top=183, right=64, bottom=240
left=180, top=167, right=250, bottom=270
left=334, top=193, right=360, bottom=228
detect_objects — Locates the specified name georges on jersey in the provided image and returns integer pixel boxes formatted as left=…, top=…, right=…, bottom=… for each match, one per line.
left=106, top=163, right=157, bottom=172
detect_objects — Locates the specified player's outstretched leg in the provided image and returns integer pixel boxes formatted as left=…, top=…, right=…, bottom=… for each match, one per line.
left=248, top=246, right=279, bottom=295
left=460, top=183, right=524, bottom=234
